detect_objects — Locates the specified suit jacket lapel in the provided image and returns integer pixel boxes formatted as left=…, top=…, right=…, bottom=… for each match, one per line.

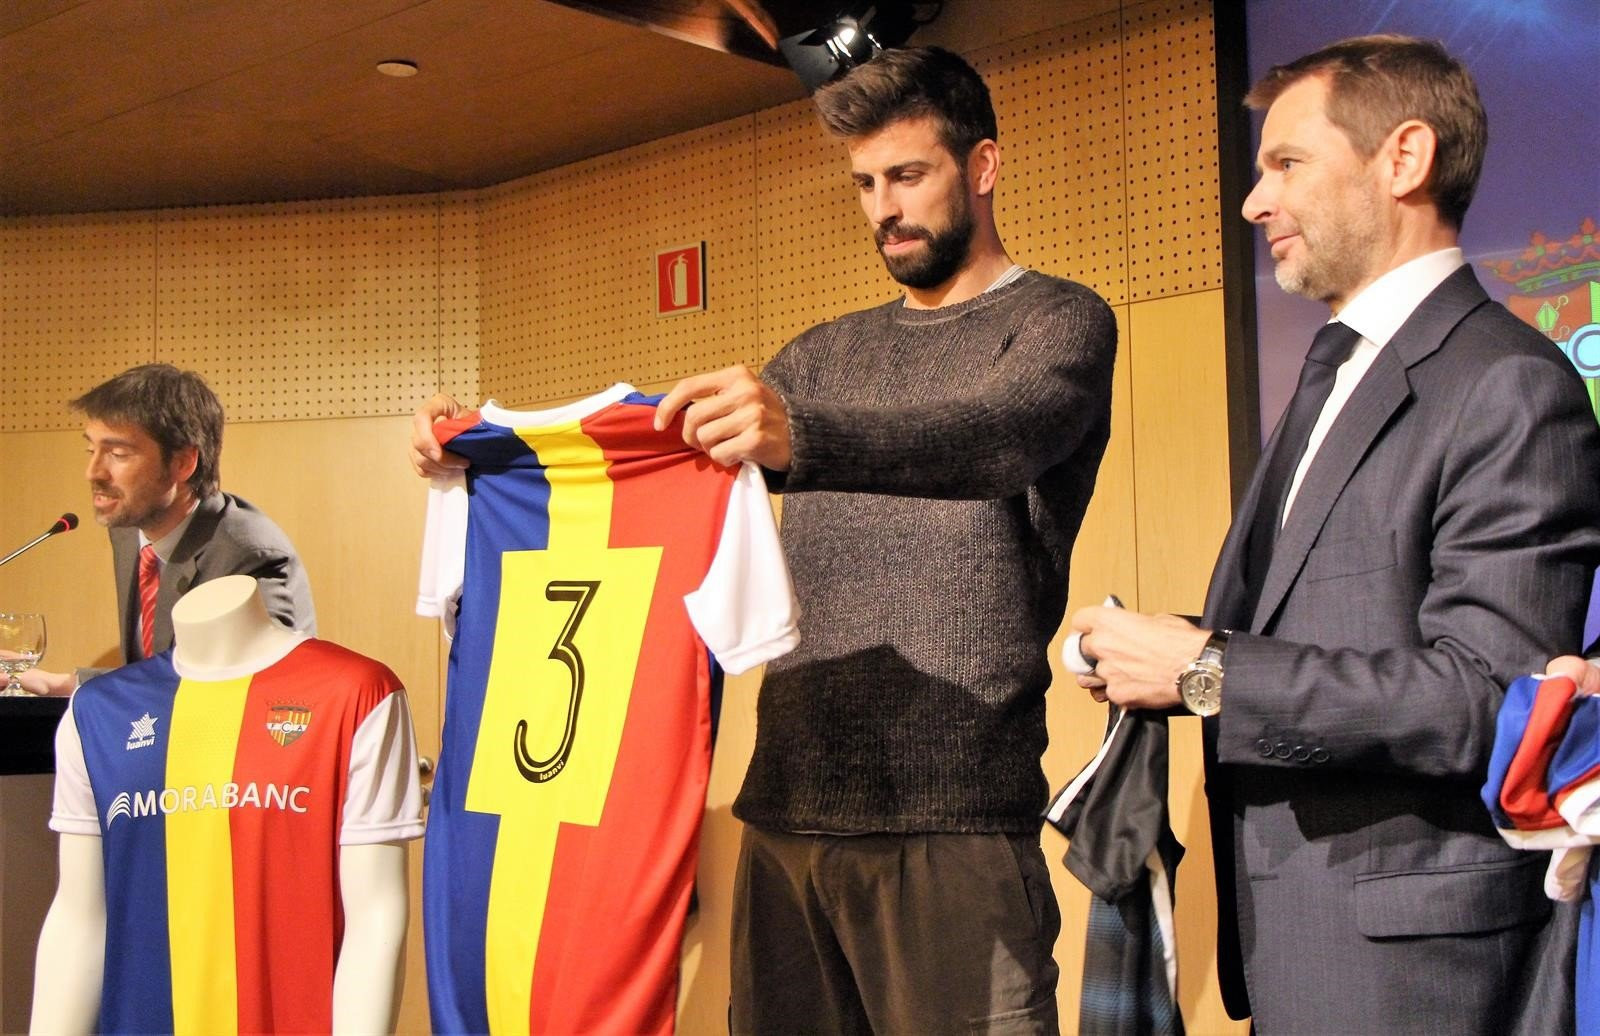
left=1231, top=265, right=1489, bottom=633
left=155, top=492, right=225, bottom=653
left=111, top=528, right=140, bottom=663
left=1203, top=456, right=1270, bottom=630
left=1249, top=349, right=1411, bottom=629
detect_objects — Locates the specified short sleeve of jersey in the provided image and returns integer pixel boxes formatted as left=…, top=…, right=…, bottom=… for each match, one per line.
left=50, top=697, right=101, bottom=836
left=341, top=689, right=426, bottom=845
left=416, top=473, right=469, bottom=637
left=683, top=461, right=800, bottom=675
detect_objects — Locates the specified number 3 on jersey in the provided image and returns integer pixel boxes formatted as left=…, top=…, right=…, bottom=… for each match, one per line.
left=466, top=545, right=662, bottom=823
left=514, top=580, right=598, bottom=784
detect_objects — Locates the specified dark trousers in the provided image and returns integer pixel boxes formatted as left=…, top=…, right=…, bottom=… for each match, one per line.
left=730, top=826, right=1061, bottom=1035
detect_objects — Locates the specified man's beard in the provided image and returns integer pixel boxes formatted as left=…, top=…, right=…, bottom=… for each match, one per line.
left=1273, top=182, right=1383, bottom=304
left=89, top=482, right=164, bottom=529
left=875, top=186, right=976, bottom=291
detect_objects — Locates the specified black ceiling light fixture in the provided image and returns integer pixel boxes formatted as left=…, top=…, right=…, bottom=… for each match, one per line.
left=777, top=2, right=941, bottom=91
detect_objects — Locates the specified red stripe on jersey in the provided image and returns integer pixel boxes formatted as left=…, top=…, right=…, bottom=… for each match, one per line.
left=1499, top=675, right=1581, bottom=831
left=433, top=410, right=484, bottom=449
left=229, top=641, right=401, bottom=1032
left=525, top=402, right=735, bottom=1035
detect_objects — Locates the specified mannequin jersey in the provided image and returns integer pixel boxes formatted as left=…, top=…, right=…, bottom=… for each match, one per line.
left=51, top=637, right=425, bottom=1035
left=417, top=385, right=798, bottom=1035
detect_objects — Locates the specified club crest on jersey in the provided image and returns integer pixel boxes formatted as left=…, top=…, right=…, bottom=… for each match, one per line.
left=265, top=703, right=312, bottom=746
left=125, top=713, right=158, bottom=751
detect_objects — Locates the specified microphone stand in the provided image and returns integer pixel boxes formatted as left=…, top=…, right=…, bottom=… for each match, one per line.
left=0, top=519, right=75, bottom=569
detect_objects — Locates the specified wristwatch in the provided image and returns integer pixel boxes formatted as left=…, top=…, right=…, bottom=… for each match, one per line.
left=1178, top=630, right=1230, bottom=717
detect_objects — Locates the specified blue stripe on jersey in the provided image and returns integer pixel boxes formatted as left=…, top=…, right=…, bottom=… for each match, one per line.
left=424, top=420, right=552, bottom=1036
left=1581, top=855, right=1597, bottom=1036
left=71, top=654, right=181, bottom=1035
left=1480, top=675, right=1541, bottom=830
left=1549, top=693, right=1600, bottom=797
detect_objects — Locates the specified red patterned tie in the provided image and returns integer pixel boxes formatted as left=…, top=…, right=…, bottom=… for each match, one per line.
left=138, top=543, right=159, bottom=659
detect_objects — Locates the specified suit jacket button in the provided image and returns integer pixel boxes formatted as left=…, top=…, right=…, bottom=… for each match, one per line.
left=1273, top=742, right=1293, bottom=759
left=1257, top=739, right=1275, bottom=758
left=1292, top=745, right=1311, bottom=762
left=1311, top=748, right=1330, bottom=763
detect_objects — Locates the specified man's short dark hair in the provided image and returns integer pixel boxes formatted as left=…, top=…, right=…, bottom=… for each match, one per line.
left=72, top=363, right=223, bottom=499
left=1245, top=34, right=1487, bottom=230
left=814, top=46, right=997, bottom=161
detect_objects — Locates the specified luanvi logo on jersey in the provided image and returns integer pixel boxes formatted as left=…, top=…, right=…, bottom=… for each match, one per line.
left=102, top=782, right=313, bottom=827
left=266, top=703, right=312, bottom=746
left=125, top=713, right=158, bottom=751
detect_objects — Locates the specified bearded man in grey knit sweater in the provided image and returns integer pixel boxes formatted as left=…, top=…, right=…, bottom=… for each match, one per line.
left=657, top=47, right=1116, bottom=1035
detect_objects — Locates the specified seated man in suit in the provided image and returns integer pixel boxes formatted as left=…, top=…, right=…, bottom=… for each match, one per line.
left=1072, top=35, right=1600, bottom=1033
left=20, top=363, right=315, bottom=694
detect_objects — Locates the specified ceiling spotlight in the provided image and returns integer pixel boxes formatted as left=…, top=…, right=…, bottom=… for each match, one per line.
left=376, top=60, right=419, bottom=78
left=778, top=3, right=938, bottom=92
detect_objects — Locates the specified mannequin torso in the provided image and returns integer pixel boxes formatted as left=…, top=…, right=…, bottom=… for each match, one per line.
left=33, top=576, right=419, bottom=1035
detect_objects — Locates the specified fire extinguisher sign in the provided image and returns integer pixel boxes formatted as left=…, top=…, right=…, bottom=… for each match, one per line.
left=655, top=242, right=706, bottom=316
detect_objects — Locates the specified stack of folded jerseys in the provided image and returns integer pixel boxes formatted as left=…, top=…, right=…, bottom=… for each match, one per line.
left=1481, top=673, right=1597, bottom=1032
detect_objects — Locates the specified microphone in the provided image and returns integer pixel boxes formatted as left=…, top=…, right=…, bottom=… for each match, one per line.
left=0, top=513, right=79, bottom=569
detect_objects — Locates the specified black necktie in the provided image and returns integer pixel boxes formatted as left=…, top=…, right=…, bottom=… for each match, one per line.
left=1243, top=321, right=1362, bottom=608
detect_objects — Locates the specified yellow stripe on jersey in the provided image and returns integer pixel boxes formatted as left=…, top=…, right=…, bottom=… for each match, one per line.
left=465, top=420, right=661, bottom=1033
left=165, top=675, right=252, bottom=1036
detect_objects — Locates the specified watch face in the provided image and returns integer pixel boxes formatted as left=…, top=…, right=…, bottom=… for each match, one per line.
left=1180, top=665, right=1222, bottom=716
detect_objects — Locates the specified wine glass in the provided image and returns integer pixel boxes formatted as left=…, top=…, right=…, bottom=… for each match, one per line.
left=0, top=612, right=47, bottom=696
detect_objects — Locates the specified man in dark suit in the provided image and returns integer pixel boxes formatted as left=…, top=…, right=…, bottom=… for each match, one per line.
left=22, top=363, right=314, bottom=694
left=1072, top=36, right=1600, bottom=1032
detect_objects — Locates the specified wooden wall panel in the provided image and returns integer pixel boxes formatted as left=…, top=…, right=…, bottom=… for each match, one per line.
left=156, top=196, right=471, bottom=421
left=436, top=190, right=483, bottom=402
left=0, top=430, right=121, bottom=669
left=752, top=100, right=901, bottom=358
left=479, top=117, right=763, bottom=405
left=0, top=213, right=156, bottom=431
left=1123, top=0, right=1223, bottom=302
left=0, top=195, right=478, bottom=432
left=987, top=7, right=1130, bottom=305
left=1130, top=288, right=1233, bottom=615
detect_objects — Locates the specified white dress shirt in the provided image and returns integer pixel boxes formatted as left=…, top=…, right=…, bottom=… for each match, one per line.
left=1282, top=248, right=1464, bottom=521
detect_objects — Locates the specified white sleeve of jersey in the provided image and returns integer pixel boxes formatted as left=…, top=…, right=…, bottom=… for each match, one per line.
left=416, top=473, right=469, bottom=639
left=340, top=690, right=427, bottom=845
left=49, top=698, right=101, bottom=837
left=683, top=461, right=800, bottom=676
left=1557, top=776, right=1600, bottom=837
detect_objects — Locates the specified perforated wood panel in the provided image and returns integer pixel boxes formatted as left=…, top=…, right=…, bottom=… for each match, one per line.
left=0, top=213, right=157, bottom=431
left=753, top=100, right=900, bottom=360
left=157, top=195, right=474, bottom=422
left=437, top=190, right=483, bottom=402
left=1123, top=0, right=1223, bottom=301
left=987, top=7, right=1129, bottom=305
left=2, top=0, right=1219, bottom=425
left=478, top=117, right=762, bottom=407
left=0, top=195, right=477, bottom=431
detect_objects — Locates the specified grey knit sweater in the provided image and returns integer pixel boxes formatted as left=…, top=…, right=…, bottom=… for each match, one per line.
left=734, top=270, right=1117, bottom=834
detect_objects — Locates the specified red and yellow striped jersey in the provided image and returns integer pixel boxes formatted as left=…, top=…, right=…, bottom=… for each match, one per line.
left=417, top=385, right=797, bottom=1034
left=52, top=637, right=425, bottom=1035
